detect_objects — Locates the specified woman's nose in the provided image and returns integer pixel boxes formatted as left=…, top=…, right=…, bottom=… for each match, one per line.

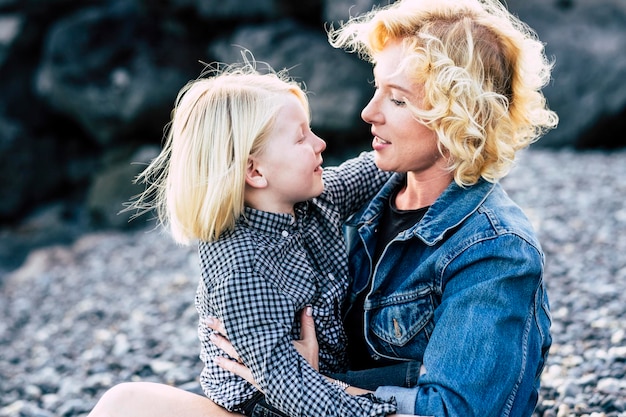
left=361, top=97, right=378, bottom=124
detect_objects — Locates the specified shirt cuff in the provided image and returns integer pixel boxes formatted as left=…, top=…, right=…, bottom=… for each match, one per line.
left=374, top=386, right=417, bottom=415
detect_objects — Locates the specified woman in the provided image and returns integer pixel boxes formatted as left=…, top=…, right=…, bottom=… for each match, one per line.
left=321, top=1, right=557, bottom=415
left=89, top=0, right=558, bottom=415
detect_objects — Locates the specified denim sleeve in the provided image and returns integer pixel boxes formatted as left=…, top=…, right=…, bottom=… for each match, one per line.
left=374, top=386, right=418, bottom=415
left=412, top=234, right=550, bottom=417
left=368, top=233, right=550, bottom=417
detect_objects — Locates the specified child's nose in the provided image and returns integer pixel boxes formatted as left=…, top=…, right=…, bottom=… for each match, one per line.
left=315, top=135, right=326, bottom=153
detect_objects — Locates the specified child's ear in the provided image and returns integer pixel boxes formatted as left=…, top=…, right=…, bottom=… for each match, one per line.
left=245, top=157, right=268, bottom=188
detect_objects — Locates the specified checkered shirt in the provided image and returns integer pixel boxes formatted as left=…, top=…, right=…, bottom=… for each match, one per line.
left=195, top=152, right=397, bottom=416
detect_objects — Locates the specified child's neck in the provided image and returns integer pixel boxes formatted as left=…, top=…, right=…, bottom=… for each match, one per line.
left=244, top=190, right=295, bottom=217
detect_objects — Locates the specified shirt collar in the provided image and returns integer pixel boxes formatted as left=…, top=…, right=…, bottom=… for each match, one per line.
left=362, top=174, right=497, bottom=245
left=239, top=204, right=303, bottom=237
left=416, top=178, right=496, bottom=244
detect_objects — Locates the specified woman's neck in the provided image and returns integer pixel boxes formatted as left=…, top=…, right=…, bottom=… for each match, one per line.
left=395, top=170, right=454, bottom=210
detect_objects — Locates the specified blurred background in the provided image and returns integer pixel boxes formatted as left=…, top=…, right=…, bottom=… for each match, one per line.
left=0, top=0, right=625, bottom=273
left=1, top=1, right=626, bottom=416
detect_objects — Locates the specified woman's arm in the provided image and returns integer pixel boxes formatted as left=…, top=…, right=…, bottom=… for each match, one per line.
left=374, top=236, right=550, bottom=416
left=206, top=308, right=319, bottom=392
left=208, top=311, right=411, bottom=416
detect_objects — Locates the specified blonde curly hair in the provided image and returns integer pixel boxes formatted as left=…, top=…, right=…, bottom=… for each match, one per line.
left=329, top=0, right=558, bottom=186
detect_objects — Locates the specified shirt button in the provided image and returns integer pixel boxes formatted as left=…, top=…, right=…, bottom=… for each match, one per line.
left=281, top=230, right=289, bottom=237
left=328, top=273, right=335, bottom=281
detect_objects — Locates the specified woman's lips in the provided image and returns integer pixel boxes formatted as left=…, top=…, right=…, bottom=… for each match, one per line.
left=372, top=136, right=390, bottom=150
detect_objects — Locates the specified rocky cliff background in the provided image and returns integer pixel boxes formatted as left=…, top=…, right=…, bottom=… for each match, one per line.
left=1, top=0, right=626, bottom=271
left=1, top=0, right=626, bottom=416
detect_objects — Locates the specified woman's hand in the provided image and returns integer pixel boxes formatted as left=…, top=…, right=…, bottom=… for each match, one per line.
left=204, top=317, right=258, bottom=391
left=205, top=307, right=320, bottom=386
left=292, top=306, right=319, bottom=371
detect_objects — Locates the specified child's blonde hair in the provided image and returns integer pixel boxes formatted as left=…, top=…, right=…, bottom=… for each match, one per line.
left=130, top=62, right=309, bottom=244
left=329, top=0, right=558, bottom=186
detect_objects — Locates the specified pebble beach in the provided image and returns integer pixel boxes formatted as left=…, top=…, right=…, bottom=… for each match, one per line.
left=1, top=148, right=625, bottom=417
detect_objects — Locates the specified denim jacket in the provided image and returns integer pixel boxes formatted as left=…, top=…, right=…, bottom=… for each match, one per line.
left=344, top=174, right=552, bottom=417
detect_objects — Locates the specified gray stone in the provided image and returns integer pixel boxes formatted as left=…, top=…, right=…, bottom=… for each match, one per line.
left=3, top=149, right=626, bottom=416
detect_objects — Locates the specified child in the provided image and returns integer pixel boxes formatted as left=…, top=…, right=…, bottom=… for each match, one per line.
left=128, top=61, right=396, bottom=417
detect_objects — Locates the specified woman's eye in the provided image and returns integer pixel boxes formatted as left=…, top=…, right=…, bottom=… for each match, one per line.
left=391, top=98, right=406, bottom=106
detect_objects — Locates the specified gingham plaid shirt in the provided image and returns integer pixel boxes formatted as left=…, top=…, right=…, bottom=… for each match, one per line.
left=195, top=152, right=397, bottom=416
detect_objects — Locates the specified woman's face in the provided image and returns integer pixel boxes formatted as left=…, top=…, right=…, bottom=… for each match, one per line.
left=362, top=40, right=446, bottom=178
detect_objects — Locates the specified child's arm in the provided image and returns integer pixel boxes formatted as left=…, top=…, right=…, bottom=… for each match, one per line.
left=321, top=151, right=393, bottom=219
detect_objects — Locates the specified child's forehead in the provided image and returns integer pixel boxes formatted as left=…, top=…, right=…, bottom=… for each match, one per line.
left=284, top=91, right=310, bottom=119
left=279, top=94, right=308, bottom=116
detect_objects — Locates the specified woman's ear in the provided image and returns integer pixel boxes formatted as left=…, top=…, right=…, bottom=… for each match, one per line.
left=245, top=157, right=268, bottom=188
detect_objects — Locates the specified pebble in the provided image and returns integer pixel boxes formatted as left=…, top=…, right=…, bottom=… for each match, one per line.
left=1, top=148, right=626, bottom=416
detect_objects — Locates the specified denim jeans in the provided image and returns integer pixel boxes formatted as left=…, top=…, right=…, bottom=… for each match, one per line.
left=239, top=361, right=421, bottom=417
left=328, top=361, right=421, bottom=391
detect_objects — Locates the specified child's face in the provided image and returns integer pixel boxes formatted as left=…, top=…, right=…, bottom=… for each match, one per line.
left=252, top=94, right=326, bottom=212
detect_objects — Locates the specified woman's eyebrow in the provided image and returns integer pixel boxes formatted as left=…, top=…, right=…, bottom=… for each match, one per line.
left=386, top=83, right=412, bottom=94
left=377, top=78, right=413, bottom=96
left=373, top=72, right=412, bottom=95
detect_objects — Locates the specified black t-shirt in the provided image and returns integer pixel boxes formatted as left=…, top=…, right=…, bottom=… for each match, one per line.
left=345, top=186, right=429, bottom=370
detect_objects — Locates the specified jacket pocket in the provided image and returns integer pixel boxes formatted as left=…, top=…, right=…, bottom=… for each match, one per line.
left=367, top=286, right=435, bottom=358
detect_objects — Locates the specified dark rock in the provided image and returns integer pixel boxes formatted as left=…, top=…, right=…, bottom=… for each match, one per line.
left=35, top=5, right=195, bottom=146
left=86, top=145, right=159, bottom=229
left=323, top=0, right=379, bottom=23
left=504, top=0, right=626, bottom=149
left=0, top=0, right=625, bottom=235
left=0, top=117, right=67, bottom=218
left=186, top=0, right=278, bottom=20
left=209, top=19, right=373, bottom=138
left=0, top=14, right=23, bottom=67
